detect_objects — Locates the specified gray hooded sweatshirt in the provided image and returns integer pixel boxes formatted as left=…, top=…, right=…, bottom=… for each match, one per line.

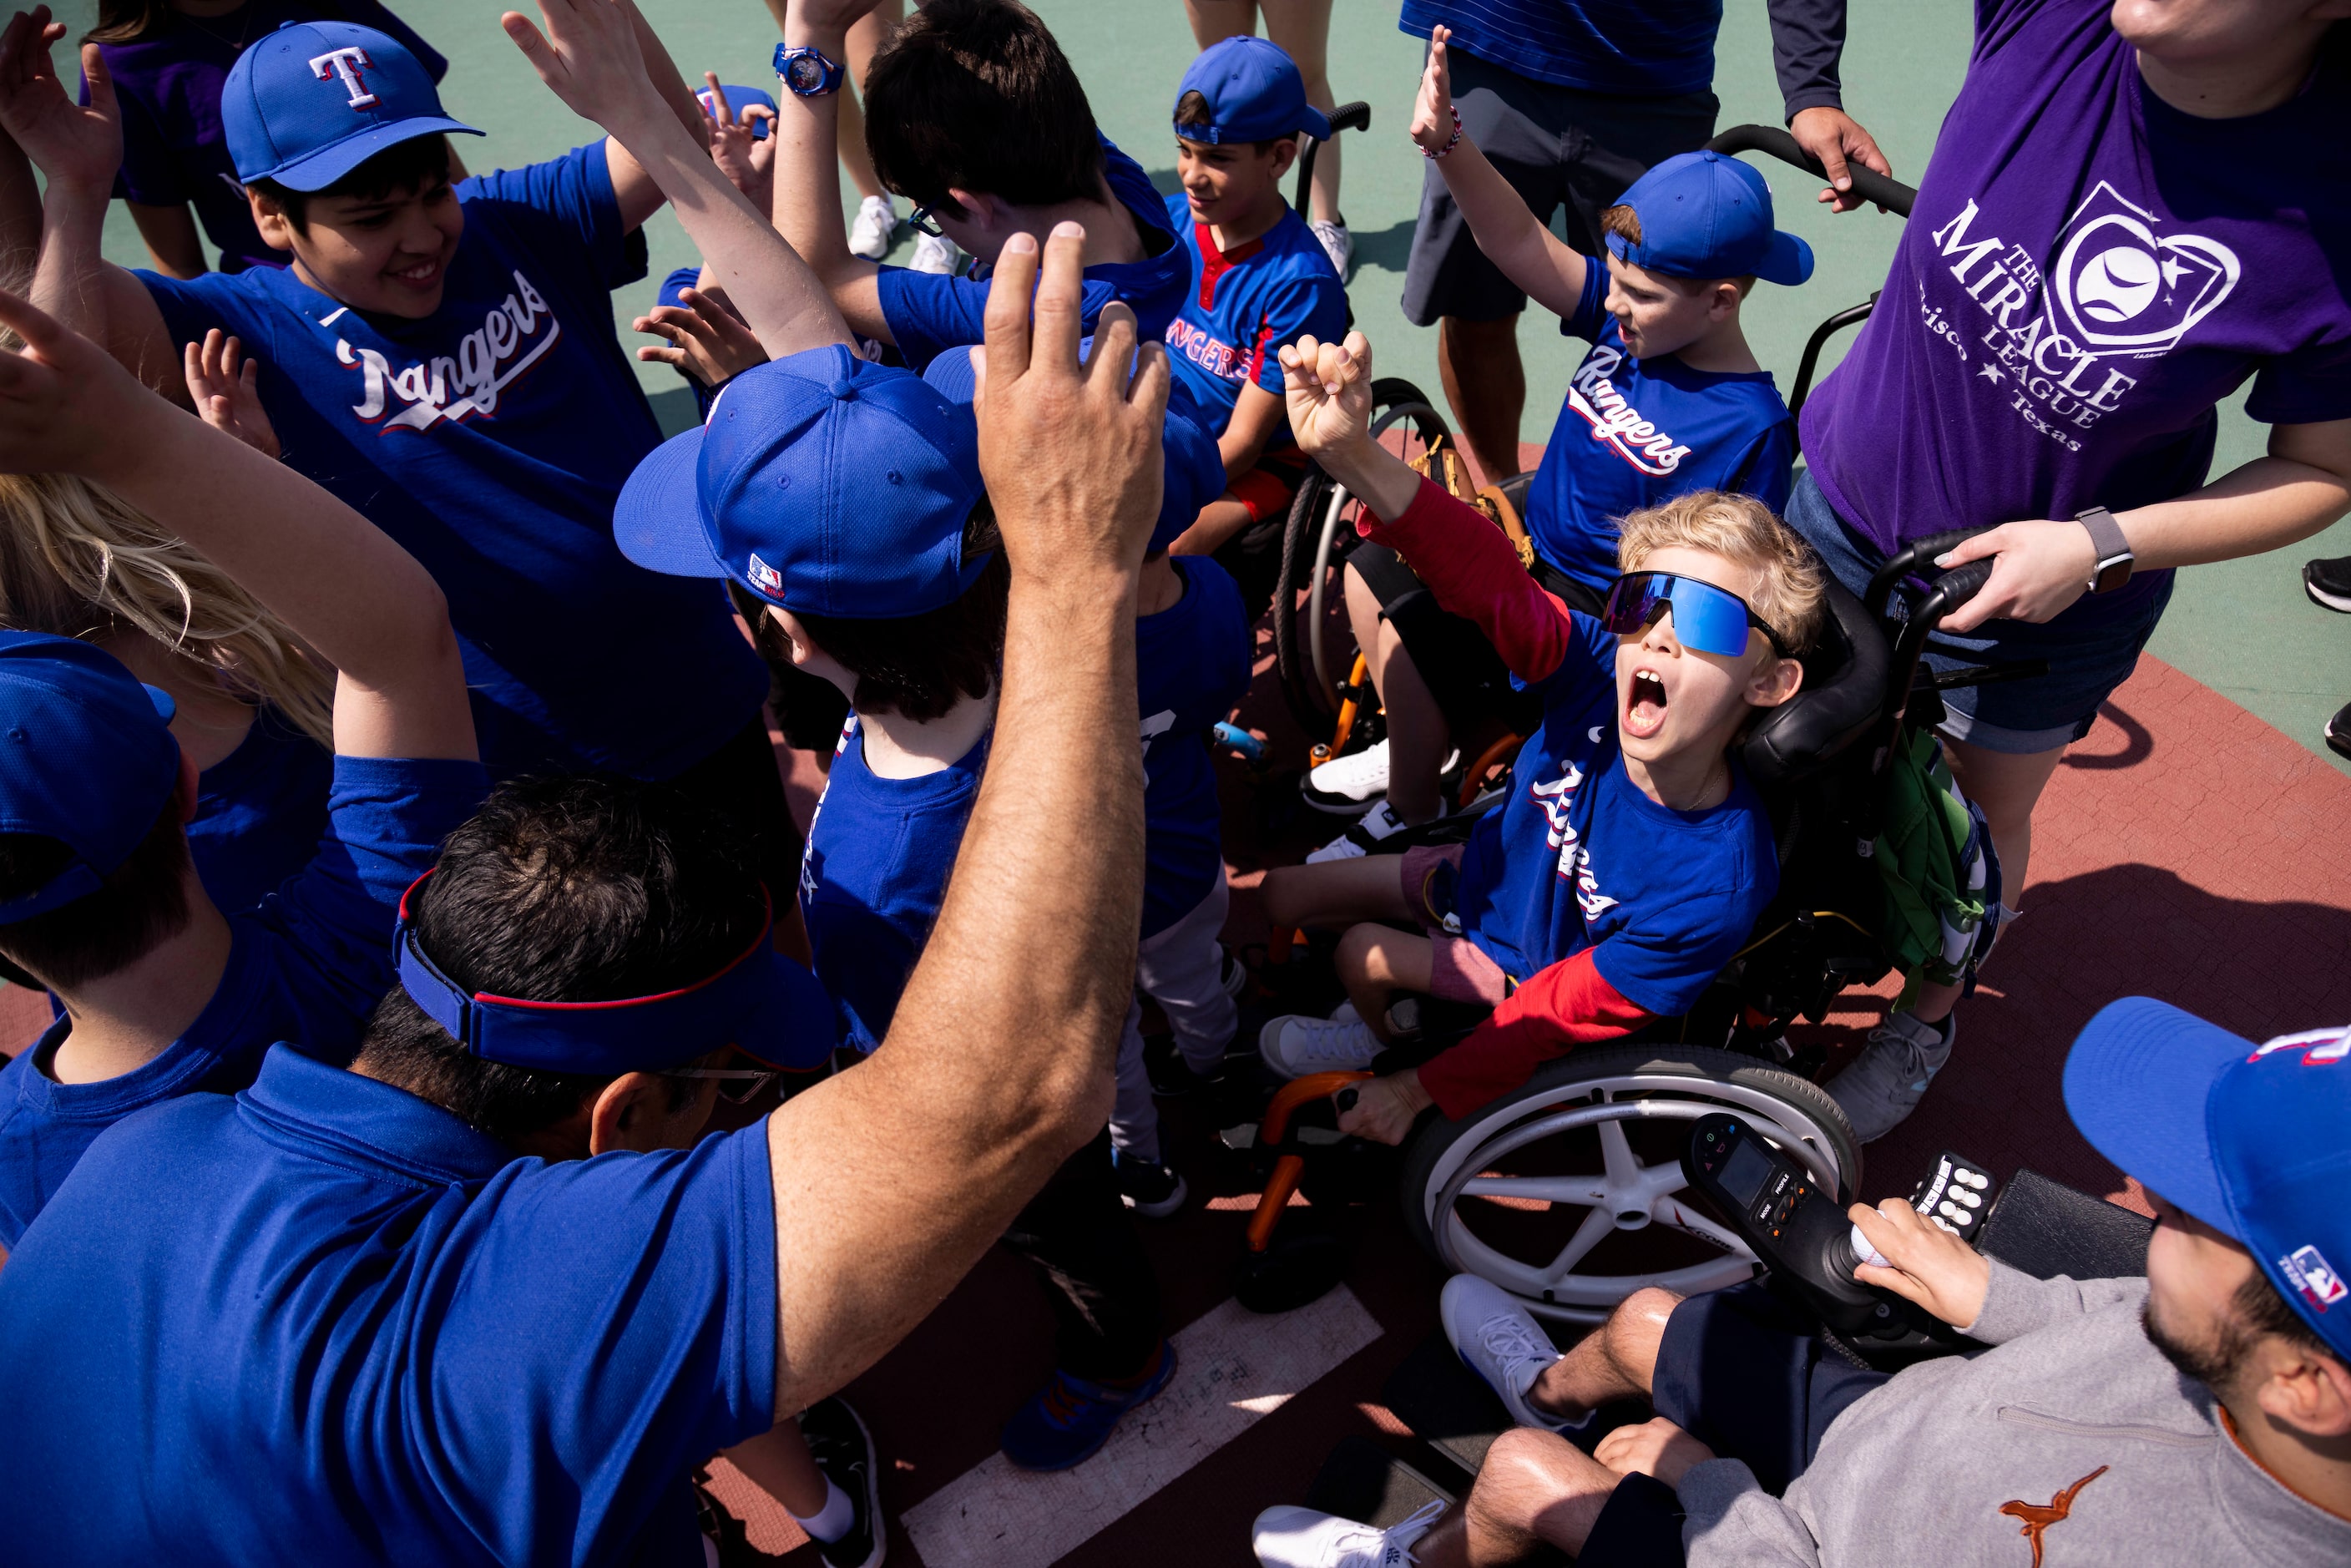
left=1678, top=1261, right=2351, bottom=1565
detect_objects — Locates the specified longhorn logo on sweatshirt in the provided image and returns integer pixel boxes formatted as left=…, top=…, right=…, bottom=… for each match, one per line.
left=1998, top=1465, right=2106, bottom=1568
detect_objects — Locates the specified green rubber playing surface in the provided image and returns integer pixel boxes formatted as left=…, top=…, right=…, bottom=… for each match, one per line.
left=55, top=0, right=2351, bottom=770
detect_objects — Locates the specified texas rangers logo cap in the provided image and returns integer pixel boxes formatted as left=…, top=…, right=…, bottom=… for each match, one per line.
left=224, top=22, right=481, bottom=192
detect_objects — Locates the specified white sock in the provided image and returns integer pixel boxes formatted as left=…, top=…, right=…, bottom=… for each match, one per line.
left=788, top=1476, right=856, bottom=1545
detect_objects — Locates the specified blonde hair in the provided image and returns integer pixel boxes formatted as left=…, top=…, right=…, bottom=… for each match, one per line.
left=0, top=472, right=335, bottom=747
left=1615, top=489, right=1827, bottom=658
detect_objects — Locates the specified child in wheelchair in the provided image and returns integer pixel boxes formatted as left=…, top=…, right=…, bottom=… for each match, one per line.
left=1261, top=330, right=1825, bottom=1146
left=1157, top=37, right=1350, bottom=620
left=1302, top=28, right=1808, bottom=852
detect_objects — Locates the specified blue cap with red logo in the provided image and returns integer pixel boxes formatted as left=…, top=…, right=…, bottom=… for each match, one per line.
left=920, top=344, right=1218, bottom=554
left=615, top=345, right=990, bottom=619
left=2065, top=997, right=2351, bottom=1360
left=0, top=632, right=181, bottom=924
left=1174, top=36, right=1330, bottom=144
left=224, top=22, right=480, bottom=192
left=1607, top=151, right=1813, bottom=288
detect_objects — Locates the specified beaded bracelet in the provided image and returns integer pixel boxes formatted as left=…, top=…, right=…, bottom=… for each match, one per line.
left=1422, top=104, right=1462, bottom=159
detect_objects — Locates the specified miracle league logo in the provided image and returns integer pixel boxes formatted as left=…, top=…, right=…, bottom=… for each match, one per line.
left=1914, top=181, right=2240, bottom=453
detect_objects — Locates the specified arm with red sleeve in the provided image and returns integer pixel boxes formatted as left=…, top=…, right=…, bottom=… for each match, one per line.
left=1359, top=478, right=1578, bottom=685
left=1413, top=949, right=1652, bottom=1120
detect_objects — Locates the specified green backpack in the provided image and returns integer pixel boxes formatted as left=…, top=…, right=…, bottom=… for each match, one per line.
left=1869, top=727, right=2004, bottom=1006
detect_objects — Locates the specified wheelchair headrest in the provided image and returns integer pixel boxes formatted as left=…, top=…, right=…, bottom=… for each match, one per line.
left=1739, top=574, right=1888, bottom=788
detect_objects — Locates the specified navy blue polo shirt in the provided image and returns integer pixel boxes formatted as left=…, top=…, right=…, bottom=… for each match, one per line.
left=0, top=1047, right=776, bottom=1565
left=0, top=754, right=488, bottom=1248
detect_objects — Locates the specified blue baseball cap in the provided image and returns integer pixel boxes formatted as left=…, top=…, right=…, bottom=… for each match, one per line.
left=224, top=22, right=480, bottom=192
left=1174, top=36, right=1330, bottom=145
left=616, top=345, right=990, bottom=619
left=0, top=633, right=181, bottom=924
left=1607, top=151, right=1813, bottom=287
left=697, top=83, right=778, bottom=139
left=2065, top=998, right=2351, bottom=1361
left=922, top=345, right=1218, bottom=553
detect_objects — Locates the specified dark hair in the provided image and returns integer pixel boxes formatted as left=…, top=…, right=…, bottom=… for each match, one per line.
left=791, top=505, right=1007, bottom=721
left=1173, top=89, right=1283, bottom=155
left=0, top=803, right=191, bottom=990
left=245, top=134, right=453, bottom=238
left=350, top=775, right=767, bottom=1145
left=863, top=0, right=1104, bottom=217
left=2146, top=1264, right=2340, bottom=1394
left=88, top=1, right=357, bottom=44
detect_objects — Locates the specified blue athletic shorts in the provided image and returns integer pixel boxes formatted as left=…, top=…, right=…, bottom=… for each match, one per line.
left=1783, top=471, right=2172, bottom=756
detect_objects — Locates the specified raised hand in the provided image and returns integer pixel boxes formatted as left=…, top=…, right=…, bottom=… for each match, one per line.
left=1849, top=1196, right=1994, bottom=1331
left=700, top=75, right=777, bottom=215
left=633, top=285, right=769, bottom=387
left=183, top=330, right=281, bottom=460
left=0, top=285, right=163, bottom=479
left=501, top=0, right=659, bottom=134
left=1280, top=331, right=1377, bottom=462
left=0, top=10, right=119, bottom=191
left=973, top=223, right=1168, bottom=583
left=793, top=0, right=891, bottom=33
left=1408, top=23, right=1458, bottom=155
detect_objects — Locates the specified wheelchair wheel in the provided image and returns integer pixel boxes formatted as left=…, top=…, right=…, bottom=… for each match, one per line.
left=1272, top=379, right=1449, bottom=732
left=1398, top=1044, right=1861, bottom=1328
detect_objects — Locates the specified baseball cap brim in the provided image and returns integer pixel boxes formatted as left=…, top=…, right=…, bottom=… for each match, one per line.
left=2062, top=997, right=2249, bottom=1236
left=614, top=423, right=731, bottom=580
left=1297, top=104, right=1332, bottom=141
left=261, top=116, right=482, bottom=194
left=1753, top=230, right=1814, bottom=287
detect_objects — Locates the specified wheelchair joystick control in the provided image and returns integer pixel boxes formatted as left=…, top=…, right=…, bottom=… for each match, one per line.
left=1683, top=1113, right=1884, bottom=1333
left=1848, top=1223, right=1890, bottom=1272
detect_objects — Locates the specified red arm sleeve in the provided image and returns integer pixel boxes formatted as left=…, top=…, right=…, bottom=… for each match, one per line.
left=1415, top=948, right=1653, bottom=1120
left=1359, top=477, right=1575, bottom=684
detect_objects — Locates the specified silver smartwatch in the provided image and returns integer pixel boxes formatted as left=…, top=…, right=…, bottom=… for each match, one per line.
left=2075, top=505, right=2133, bottom=594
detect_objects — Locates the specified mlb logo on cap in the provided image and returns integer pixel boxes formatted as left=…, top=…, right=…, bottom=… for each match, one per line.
left=224, top=22, right=482, bottom=192
left=2283, top=1246, right=2348, bottom=1313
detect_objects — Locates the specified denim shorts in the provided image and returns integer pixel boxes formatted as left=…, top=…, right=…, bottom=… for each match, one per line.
left=1783, top=472, right=2173, bottom=756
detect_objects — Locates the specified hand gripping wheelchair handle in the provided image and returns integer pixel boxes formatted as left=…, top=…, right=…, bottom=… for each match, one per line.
left=1864, top=526, right=1999, bottom=619
left=1701, top=124, right=1917, bottom=218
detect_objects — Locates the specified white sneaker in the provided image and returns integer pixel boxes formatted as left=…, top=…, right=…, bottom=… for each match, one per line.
left=1308, top=218, right=1352, bottom=279
left=1826, top=1011, right=1955, bottom=1142
left=848, top=195, right=898, bottom=261
left=1439, top=1274, right=1579, bottom=1431
left=1305, top=799, right=1441, bottom=864
left=1304, top=739, right=1390, bottom=815
left=910, top=231, right=965, bottom=276
left=1253, top=1500, right=1443, bottom=1567
left=1259, top=1013, right=1383, bottom=1078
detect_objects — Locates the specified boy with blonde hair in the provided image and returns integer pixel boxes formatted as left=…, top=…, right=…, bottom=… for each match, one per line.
left=1261, top=331, right=1824, bottom=1143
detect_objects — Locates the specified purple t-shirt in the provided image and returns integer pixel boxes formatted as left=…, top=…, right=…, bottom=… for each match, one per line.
left=1799, top=0, right=2351, bottom=625
left=85, top=2, right=446, bottom=275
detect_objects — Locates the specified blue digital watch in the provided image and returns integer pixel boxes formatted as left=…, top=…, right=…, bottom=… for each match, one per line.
left=774, top=43, right=845, bottom=98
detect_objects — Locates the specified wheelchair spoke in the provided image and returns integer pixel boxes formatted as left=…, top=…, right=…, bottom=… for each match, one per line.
left=1460, top=1173, right=1610, bottom=1208
left=1595, top=1114, right=1644, bottom=1196
left=1543, top=1204, right=1620, bottom=1285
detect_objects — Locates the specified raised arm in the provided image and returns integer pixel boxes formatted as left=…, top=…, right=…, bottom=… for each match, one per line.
left=503, top=0, right=849, bottom=357
left=768, top=0, right=893, bottom=342
left=597, top=0, right=715, bottom=230
left=760, top=227, right=1167, bottom=1413
left=1407, top=28, right=1586, bottom=318
left=0, top=291, right=473, bottom=763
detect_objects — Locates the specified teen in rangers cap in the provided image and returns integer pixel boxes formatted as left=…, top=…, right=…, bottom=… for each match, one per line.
left=221, top=18, right=480, bottom=192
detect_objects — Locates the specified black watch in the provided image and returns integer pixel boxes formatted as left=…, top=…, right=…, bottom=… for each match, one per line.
left=2076, top=506, right=2133, bottom=594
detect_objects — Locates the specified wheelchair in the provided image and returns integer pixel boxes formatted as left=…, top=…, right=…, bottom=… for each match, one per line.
left=1227, top=132, right=2057, bottom=1327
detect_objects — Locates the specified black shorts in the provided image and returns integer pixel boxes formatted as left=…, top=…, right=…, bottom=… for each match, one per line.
left=1347, top=544, right=1603, bottom=731
left=1402, top=43, right=1716, bottom=326
left=1575, top=1283, right=1893, bottom=1568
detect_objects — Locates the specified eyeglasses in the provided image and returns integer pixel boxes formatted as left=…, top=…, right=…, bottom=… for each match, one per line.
left=1600, top=569, right=1789, bottom=659
left=662, top=1065, right=782, bottom=1105
left=908, top=205, right=944, bottom=238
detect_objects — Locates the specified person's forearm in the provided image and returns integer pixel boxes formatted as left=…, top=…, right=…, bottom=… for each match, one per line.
left=1964, top=1260, right=2147, bottom=1344
left=2119, top=447, right=2351, bottom=572
left=770, top=12, right=869, bottom=302
left=0, top=129, right=40, bottom=281
left=1766, top=0, right=1847, bottom=119
left=629, top=1, right=710, bottom=150
left=31, top=178, right=110, bottom=339
left=1361, top=476, right=1573, bottom=681
left=1435, top=138, right=1585, bottom=317
left=1217, top=387, right=1284, bottom=481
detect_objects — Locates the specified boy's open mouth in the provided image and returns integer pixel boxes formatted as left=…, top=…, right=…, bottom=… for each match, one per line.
left=1625, top=668, right=1668, bottom=740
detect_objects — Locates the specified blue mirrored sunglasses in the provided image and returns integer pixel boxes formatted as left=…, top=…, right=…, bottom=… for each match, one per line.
left=1600, top=570, right=1789, bottom=659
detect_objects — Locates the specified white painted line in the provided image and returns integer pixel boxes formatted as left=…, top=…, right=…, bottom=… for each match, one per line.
left=902, top=1285, right=1383, bottom=1568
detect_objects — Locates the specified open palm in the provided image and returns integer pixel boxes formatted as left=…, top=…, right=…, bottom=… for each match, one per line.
left=0, top=13, right=120, bottom=189
left=0, top=288, right=152, bottom=480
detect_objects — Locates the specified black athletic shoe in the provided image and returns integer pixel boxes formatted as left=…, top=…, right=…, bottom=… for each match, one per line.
left=2306, top=556, right=2351, bottom=614
left=798, top=1397, right=883, bottom=1568
left=1111, top=1147, right=1189, bottom=1218
left=2328, top=699, right=2351, bottom=762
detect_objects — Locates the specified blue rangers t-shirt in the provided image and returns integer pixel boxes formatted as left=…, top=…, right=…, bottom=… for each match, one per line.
left=0, top=1046, right=776, bottom=1565
left=0, top=754, right=488, bottom=1248
left=1161, top=199, right=1349, bottom=439
left=1137, top=555, right=1251, bottom=938
left=1456, top=613, right=1776, bottom=1015
left=874, top=137, right=1189, bottom=372
left=138, top=144, right=769, bottom=781
left=799, top=716, right=987, bottom=1052
left=1529, top=260, right=1795, bottom=594
left=185, top=705, right=333, bottom=913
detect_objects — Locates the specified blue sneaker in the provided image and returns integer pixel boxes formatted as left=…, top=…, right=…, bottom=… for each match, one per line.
left=999, top=1340, right=1177, bottom=1470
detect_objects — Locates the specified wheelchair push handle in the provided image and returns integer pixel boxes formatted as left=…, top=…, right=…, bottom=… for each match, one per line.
left=1702, top=124, right=1916, bottom=218
left=1864, top=525, right=2000, bottom=619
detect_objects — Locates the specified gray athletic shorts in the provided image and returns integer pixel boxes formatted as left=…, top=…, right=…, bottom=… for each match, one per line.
left=1402, top=43, right=1717, bottom=326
